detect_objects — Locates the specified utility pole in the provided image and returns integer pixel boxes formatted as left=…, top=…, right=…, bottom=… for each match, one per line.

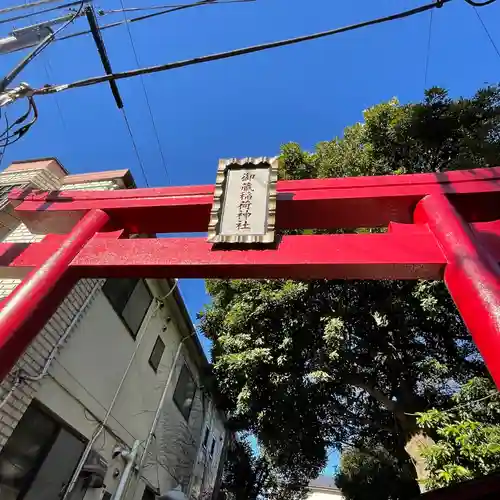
left=0, top=2, right=90, bottom=54
left=0, top=27, right=52, bottom=54
left=0, top=0, right=67, bottom=16
left=85, top=5, right=123, bottom=108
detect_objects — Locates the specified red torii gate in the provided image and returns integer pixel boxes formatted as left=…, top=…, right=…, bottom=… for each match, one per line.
left=0, top=167, right=499, bottom=386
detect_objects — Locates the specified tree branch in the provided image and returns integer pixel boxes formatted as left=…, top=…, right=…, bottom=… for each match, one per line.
left=348, top=377, right=398, bottom=413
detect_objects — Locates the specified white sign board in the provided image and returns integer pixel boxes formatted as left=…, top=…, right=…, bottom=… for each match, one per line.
left=208, top=157, right=278, bottom=244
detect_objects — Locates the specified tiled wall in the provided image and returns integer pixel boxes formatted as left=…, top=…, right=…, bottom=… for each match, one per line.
left=0, top=168, right=118, bottom=448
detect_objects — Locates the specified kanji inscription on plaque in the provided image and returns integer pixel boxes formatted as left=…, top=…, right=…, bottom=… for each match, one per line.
left=208, top=157, right=278, bottom=244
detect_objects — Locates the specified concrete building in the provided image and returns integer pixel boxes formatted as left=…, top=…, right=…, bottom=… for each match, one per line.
left=0, top=159, right=227, bottom=500
left=307, top=476, right=343, bottom=500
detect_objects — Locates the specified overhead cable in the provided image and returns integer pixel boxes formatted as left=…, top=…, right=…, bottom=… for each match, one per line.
left=118, top=0, right=171, bottom=183
left=99, top=0, right=254, bottom=15
left=0, top=96, right=38, bottom=150
left=424, top=10, right=434, bottom=89
left=464, top=0, right=496, bottom=6
left=473, top=7, right=500, bottom=61
left=19, top=0, right=74, bottom=151
left=0, top=1, right=86, bottom=26
left=0, top=1, right=85, bottom=92
left=0, top=0, right=83, bottom=15
left=121, top=109, right=150, bottom=187
left=56, top=0, right=254, bottom=42
left=33, top=0, right=454, bottom=96
left=0, top=112, right=9, bottom=167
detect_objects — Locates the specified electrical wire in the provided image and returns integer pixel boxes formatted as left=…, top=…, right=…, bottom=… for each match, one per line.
left=0, top=1, right=87, bottom=26
left=19, top=0, right=72, bottom=148
left=0, top=113, right=8, bottom=167
left=56, top=0, right=254, bottom=42
left=473, top=6, right=500, bottom=61
left=0, top=374, right=21, bottom=411
left=62, top=292, right=166, bottom=500
left=121, top=108, right=150, bottom=187
left=464, top=0, right=496, bottom=6
left=99, top=0, right=254, bottom=15
left=0, top=96, right=38, bottom=149
left=0, top=0, right=79, bottom=15
left=33, top=0, right=454, bottom=97
left=42, top=57, right=71, bottom=137
left=118, top=0, right=171, bottom=184
left=424, top=10, right=434, bottom=89
left=0, top=1, right=86, bottom=92
left=405, top=390, right=500, bottom=416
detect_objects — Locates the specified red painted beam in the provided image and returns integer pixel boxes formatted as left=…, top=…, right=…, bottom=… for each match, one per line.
left=0, top=232, right=449, bottom=280
left=1, top=233, right=443, bottom=279
left=415, top=196, right=500, bottom=388
left=0, top=209, right=110, bottom=381
left=10, top=167, right=500, bottom=234
left=69, top=233, right=448, bottom=280
left=1, top=221, right=499, bottom=280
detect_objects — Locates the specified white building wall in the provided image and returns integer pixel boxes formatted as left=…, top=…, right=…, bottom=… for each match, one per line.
left=0, top=164, right=224, bottom=500
left=307, top=491, right=344, bottom=500
left=0, top=168, right=110, bottom=450
left=34, top=284, right=204, bottom=499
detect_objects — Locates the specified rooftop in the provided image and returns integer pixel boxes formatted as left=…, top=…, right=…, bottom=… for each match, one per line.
left=309, top=476, right=339, bottom=491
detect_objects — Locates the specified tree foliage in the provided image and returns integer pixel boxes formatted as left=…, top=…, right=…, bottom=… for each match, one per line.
left=200, top=86, right=500, bottom=497
left=416, top=377, right=500, bottom=490
left=217, top=436, right=307, bottom=500
left=335, top=447, right=418, bottom=500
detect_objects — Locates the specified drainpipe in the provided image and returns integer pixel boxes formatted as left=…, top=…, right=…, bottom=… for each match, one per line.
left=113, top=440, right=141, bottom=500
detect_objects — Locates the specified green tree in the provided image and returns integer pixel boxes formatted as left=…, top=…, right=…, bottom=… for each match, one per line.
left=416, top=377, right=500, bottom=490
left=218, top=436, right=307, bottom=500
left=200, top=86, right=500, bottom=496
left=335, top=446, right=417, bottom=500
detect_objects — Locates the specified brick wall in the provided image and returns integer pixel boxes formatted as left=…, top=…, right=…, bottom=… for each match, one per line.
left=0, top=165, right=120, bottom=449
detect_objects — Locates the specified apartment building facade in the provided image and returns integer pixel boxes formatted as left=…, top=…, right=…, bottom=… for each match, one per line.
left=306, top=477, right=343, bottom=500
left=0, top=159, right=227, bottom=500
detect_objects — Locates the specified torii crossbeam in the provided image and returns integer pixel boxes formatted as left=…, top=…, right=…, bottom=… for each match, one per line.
left=0, top=167, right=499, bottom=386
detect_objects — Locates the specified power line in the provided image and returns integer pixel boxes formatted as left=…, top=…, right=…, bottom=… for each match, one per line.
left=424, top=10, right=434, bottom=89
left=56, top=0, right=254, bottom=43
left=0, top=96, right=38, bottom=150
left=0, top=0, right=82, bottom=16
left=464, top=0, right=496, bottom=6
left=0, top=112, right=9, bottom=167
left=1, top=1, right=85, bottom=92
left=405, top=390, right=499, bottom=416
left=100, top=0, right=254, bottom=15
left=0, top=1, right=85, bottom=26
left=19, top=0, right=73, bottom=147
left=473, top=7, right=500, bottom=62
left=121, top=108, right=150, bottom=187
left=32, top=0, right=454, bottom=97
left=118, top=0, right=171, bottom=184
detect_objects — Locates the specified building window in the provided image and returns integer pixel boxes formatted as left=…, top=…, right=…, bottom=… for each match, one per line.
left=142, top=487, right=157, bottom=500
left=149, top=336, right=165, bottom=373
left=0, top=402, right=86, bottom=500
left=202, top=427, right=209, bottom=448
left=103, top=279, right=152, bottom=338
left=173, top=364, right=196, bottom=421
left=210, top=437, right=216, bottom=458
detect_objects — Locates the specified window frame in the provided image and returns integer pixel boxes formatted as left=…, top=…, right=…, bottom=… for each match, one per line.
left=148, top=336, right=166, bottom=373
left=202, top=427, right=210, bottom=449
left=0, top=401, right=86, bottom=500
left=209, top=436, right=216, bottom=459
left=102, top=279, right=153, bottom=339
left=172, top=363, right=196, bottom=422
left=141, top=486, right=158, bottom=500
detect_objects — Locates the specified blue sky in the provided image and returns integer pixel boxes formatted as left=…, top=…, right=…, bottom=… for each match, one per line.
left=1, top=0, right=500, bottom=476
